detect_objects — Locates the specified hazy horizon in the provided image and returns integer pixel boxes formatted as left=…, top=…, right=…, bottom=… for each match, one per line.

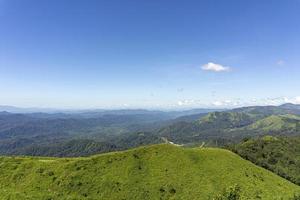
left=0, top=102, right=299, bottom=112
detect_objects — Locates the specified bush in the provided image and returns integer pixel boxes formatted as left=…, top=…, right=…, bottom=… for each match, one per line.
left=214, top=184, right=241, bottom=200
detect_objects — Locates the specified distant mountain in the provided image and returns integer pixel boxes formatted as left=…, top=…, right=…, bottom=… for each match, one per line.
left=0, top=105, right=222, bottom=116
left=4, top=132, right=162, bottom=157
left=0, top=109, right=210, bottom=156
left=159, top=104, right=300, bottom=144
left=195, top=111, right=260, bottom=129
left=241, top=114, right=300, bottom=134
left=158, top=111, right=260, bottom=142
left=0, top=144, right=298, bottom=199
left=231, top=105, right=298, bottom=116
left=279, top=103, right=300, bottom=110
left=15, top=139, right=118, bottom=157
left=1, top=104, right=300, bottom=157
left=170, top=113, right=208, bottom=123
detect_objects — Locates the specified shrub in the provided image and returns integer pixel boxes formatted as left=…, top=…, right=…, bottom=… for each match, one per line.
left=214, top=184, right=241, bottom=200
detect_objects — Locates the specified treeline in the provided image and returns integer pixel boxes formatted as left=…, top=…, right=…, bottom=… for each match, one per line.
left=230, top=136, right=300, bottom=185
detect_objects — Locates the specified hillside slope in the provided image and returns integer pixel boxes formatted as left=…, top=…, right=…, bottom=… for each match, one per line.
left=241, top=115, right=300, bottom=133
left=159, top=110, right=300, bottom=144
left=231, top=136, right=300, bottom=185
left=0, top=144, right=299, bottom=199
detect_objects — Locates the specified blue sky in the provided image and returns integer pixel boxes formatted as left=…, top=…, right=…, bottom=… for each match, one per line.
left=0, top=0, right=300, bottom=109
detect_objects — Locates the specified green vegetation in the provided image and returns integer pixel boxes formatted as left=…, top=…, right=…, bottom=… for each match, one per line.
left=197, top=112, right=259, bottom=129
left=159, top=107, right=300, bottom=144
left=11, top=132, right=162, bottom=157
left=1, top=104, right=300, bottom=157
left=231, top=136, right=300, bottom=185
left=213, top=184, right=241, bottom=200
left=0, top=144, right=299, bottom=199
left=0, top=112, right=169, bottom=156
left=240, top=115, right=300, bottom=134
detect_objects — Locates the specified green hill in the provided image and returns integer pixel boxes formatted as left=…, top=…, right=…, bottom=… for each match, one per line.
left=159, top=109, right=300, bottom=144
left=232, top=104, right=300, bottom=116
left=0, top=144, right=299, bottom=199
left=196, top=112, right=258, bottom=129
left=158, top=111, right=259, bottom=143
left=242, top=115, right=300, bottom=133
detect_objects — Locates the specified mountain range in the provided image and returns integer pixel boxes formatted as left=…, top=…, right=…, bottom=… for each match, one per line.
left=0, top=104, right=299, bottom=157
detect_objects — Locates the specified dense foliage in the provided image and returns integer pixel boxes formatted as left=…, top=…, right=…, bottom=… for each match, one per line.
left=230, top=136, right=300, bottom=185
left=213, top=185, right=242, bottom=200
left=0, top=111, right=174, bottom=156
left=0, top=104, right=300, bottom=157
left=21, top=132, right=162, bottom=157
left=158, top=105, right=300, bottom=144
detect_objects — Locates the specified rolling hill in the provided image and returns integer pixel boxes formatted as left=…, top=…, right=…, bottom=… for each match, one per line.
left=0, top=144, right=299, bottom=199
left=238, top=114, right=300, bottom=134
left=159, top=105, right=300, bottom=144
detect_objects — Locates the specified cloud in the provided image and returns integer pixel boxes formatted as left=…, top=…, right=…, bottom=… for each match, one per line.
left=284, top=96, right=300, bottom=104
left=177, top=99, right=196, bottom=106
left=202, top=62, right=231, bottom=72
left=175, top=96, right=300, bottom=109
left=212, top=100, right=238, bottom=107
left=251, top=97, right=300, bottom=106
left=212, top=101, right=224, bottom=106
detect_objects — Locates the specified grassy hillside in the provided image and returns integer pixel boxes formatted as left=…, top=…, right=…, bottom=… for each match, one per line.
left=0, top=144, right=299, bottom=200
left=231, top=136, right=300, bottom=185
left=241, top=115, right=300, bottom=133
left=196, top=112, right=259, bottom=129
left=159, top=109, right=300, bottom=144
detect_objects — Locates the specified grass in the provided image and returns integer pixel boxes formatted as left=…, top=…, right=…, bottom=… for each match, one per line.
left=0, top=144, right=299, bottom=199
left=245, top=115, right=299, bottom=132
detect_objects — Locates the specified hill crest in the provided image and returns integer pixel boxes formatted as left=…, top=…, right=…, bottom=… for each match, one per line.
left=0, top=144, right=299, bottom=199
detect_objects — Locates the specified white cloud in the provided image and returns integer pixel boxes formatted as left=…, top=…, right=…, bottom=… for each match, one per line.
left=202, top=62, right=231, bottom=72
left=212, top=100, right=236, bottom=107
left=177, top=101, right=184, bottom=106
left=212, top=101, right=224, bottom=106
left=174, top=96, right=300, bottom=109
left=284, top=96, right=300, bottom=104
left=177, top=99, right=196, bottom=106
left=252, top=97, right=300, bottom=106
